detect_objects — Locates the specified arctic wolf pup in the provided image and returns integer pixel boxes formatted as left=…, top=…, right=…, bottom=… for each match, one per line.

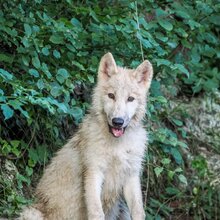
left=20, top=53, right=153, bottom=220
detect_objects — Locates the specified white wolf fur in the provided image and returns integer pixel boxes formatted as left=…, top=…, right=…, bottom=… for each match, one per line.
left=19, top=52, right=153, bottom=220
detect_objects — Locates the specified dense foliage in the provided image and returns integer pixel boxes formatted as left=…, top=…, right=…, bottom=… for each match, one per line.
left=0, top=0, right=219, bottom=219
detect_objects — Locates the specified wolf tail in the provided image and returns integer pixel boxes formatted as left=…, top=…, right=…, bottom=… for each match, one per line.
left=19, top=207, right=44, bottom=220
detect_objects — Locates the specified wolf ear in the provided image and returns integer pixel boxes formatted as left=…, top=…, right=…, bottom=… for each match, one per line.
left=134, top=60, right=153, bottom=90
left=98, top=52, right=117, bottom=79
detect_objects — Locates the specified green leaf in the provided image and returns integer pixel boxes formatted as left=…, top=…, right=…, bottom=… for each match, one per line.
left=10, top=140, right=21, bottom=157
left=12, top=147, right=20, bottom=157
left=65, top=78, right=74, bottom=88
left=10, top=140, right=20, bottom=148
left=36, top=145, right=49, bottom=164
left=22, top=55, right=30, bottom=66
left=70, top=107, right=83, bottom=120
left=158, top=19, right=173, bottom=31
left=37, top=79, right=45, bottom=90
left=53, top=50, right=61, bottom=58
left=50, top=86, right=62, bottom=97
left=155, top=59, right=171, bottom=67
left=1, top=104, right=14, bottom=120
left=156, top=8, right=168, bottom=17
left=150, top=80, right=162, bottom=97
left=178, top=174, right=188, bottom=185
left=56, top=74, right=65, bottom=84
left=203, top=45, right=216, bottom=57
left=29, top=68, right=39, bottom=77
left=57, top=68, right=69, bottom=78
left=154, top=167, right=164, bottom=177
left=16, top=173, right=29, bottom=186
left=88, top=75, right=94, bottom=83
left=209, top=15, right=220, bottom=25
left=161, top=158, right=171, bottom=165
left=41, top=63, right=52, bottom=79
left=155, top=32, right=168, bottom=42
left=56, top=102, right=68, bottom=113
left=26, top=166, right=33, bottom=176
left=0, top=89, right=4, bottom=96
left=157, top=96, right=168, bottom=104
left=193, top=187, right=198, bottom=195
left=42, top=47, right=50, bottom=56
left=72, top=60, right=85, bottom=70
left=71, top=18, right=82, bottom=28
left=178, top=141, right=188, bottom=148
left=176, top=28, right=188, bottom=38
left=22, top=37, right=30, bottom=47
left=24, top=23, right=32, bottom=37
left=167, top=41, right=178, bottom=48
left=56, top=68, right=69, bottom=84
left=8, top=100, right=22, bottom=109
left=170, top=148, right=183, bottom=164
left=49, top=34, right=64, bottom=44
left=187, top=19, right=201, bottom=30
left=172, top=118, right=183, bottom=126
left=175, top=10, right=190, bottom=19
left=174, top=167, right=183, bottom=173
left=89, top=10, right=99, bottom=22
left=8, top=99, right=29, bottom=118
left=32, top=56, right=41, bottom=69
left=203, top=79, right=219, bottom=91
left=0, top=68, right=13, bottom=80
left=166, top=187, right=180, bottom=195
left=19, top=108, right=29, bottom=118
left=173, top=64, right=189, bottom=77
left=0, top=53, right=13, bottom=63
left=151, top=96, right=168, bottom=104
left=168, top=170, right=175, bottom=180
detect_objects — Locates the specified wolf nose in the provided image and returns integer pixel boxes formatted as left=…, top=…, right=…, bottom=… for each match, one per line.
left=112, top=118, right=124, bottom=127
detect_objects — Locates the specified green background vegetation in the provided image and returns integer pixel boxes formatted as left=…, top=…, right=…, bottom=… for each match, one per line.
left=0, top=0, right=219, bottom=219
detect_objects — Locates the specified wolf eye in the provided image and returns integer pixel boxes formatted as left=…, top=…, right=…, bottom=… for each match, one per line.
left=108, top=93, right=115, bottom=100
left=127, top=96, right=135, bottom=102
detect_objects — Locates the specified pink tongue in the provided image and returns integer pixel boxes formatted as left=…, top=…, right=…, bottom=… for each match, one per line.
left=112, top=128, right=124, bottom=137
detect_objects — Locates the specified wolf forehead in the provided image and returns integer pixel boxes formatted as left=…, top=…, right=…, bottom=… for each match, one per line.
left=110, top=66, right=136, bottom=79
left=111, top=66, right=135, bottom=75
left=102, top=67, right=139, bottom=89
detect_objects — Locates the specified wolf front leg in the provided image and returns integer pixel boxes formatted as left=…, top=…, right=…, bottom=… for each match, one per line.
left=84, top=169, right=105, bottom=220
left=123, top=175, right=145, bottom=220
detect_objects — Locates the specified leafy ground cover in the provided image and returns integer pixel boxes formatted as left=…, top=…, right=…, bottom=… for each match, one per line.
left=0, top=0, right=219, bottom=219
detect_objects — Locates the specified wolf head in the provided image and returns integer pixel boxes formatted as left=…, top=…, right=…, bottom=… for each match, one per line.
left=92, top=52, right=153, bottom=138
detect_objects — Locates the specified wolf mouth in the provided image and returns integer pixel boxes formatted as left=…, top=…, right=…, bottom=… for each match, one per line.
left=108, top=124, right=127, bottom=138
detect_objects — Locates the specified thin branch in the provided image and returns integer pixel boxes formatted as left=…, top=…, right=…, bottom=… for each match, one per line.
left=135, top=1, right=144, bottom=62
